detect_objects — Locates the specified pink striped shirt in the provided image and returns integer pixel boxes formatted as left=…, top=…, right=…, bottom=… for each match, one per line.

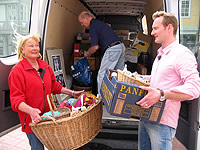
left=148, top=41, right=200, bottom=129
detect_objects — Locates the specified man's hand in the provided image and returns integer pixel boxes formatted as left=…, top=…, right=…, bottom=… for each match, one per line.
left=136, top=86, right=160, bottom=109
left=84, top=50, right=90, bottom=58
left=84, top=45, right=99, bottom=58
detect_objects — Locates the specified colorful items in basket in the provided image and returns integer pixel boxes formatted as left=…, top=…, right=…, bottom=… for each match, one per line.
left=42, top=111, right=64, bottom=117
left=117, top=64, right=150, bottom=85
left=41, top=109, right=71, bottom=121
left=70, top=93, right=97, bottom=116
left=73, top=93, right=96, bottom=108
left=132, top=71, right=150, bottom=84
left=119, top=69, right=150, bottom=84
left=58, top=93, right=98, bottom=117
left=57, top=98, right=77, bottom=111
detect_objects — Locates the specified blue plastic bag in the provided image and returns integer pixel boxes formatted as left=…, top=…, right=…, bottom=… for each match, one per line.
left=71, top=57, right=92, bottom=86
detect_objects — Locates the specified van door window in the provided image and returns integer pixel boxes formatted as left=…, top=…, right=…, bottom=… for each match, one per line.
left=0, top=0, right=32, bottom=58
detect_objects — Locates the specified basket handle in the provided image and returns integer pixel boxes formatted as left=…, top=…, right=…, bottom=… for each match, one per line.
left=40, top=115, right=57, bottom=123
left=47, top=94, right=56, bottom=118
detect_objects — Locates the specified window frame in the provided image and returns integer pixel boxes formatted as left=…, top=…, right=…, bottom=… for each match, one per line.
left=180, top=0, right=191, bottom=18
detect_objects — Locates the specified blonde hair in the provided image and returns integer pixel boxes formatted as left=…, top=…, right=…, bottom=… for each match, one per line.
left=17, top=34, right=42, bottom=60
left=152, top=11, right=178, bottom=36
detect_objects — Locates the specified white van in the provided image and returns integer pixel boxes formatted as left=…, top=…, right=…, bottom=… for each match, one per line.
left=0, top=0, right=199, bottom=149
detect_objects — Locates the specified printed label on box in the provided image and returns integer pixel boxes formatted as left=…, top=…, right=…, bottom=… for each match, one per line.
left=113, top=99, right=124, bottom=114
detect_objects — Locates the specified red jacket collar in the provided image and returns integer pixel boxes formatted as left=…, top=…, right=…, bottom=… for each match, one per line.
left=21, top=57, right=49, bottom=70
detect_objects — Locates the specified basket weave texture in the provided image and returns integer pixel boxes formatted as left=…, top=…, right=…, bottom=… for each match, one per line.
left=40, top=95, right=71, bottom=122
left=117, top=70, right=150, bottom=87
left=30, top=95, right=102, bottom=150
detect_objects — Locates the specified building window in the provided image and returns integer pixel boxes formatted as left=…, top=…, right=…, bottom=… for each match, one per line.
left=0, top=1, right=32, bottom=57
left=180, top=0, right=191, bottom=18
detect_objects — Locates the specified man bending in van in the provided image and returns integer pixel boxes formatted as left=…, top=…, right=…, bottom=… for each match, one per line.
left=78, top=11, right=125, bottom=95
left=136, top=11, right=200, bottom=150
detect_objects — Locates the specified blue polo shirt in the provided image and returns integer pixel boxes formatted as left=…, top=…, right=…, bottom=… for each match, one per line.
left=89, top=19, right=120, bottom=54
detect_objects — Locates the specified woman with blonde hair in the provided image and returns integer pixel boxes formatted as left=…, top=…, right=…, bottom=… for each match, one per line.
left=8, top=34, right=83, bottom=150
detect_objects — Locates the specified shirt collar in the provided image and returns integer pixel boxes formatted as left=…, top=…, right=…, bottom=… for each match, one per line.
left=90, top=18, right=94, bottom=26
left=158, top=40, right=179, bottom=55
left=21, top=57, right=48, bottom=70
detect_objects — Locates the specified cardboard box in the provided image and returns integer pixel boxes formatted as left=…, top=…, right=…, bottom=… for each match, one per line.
left=122, top=40, right=131, bottom=47
left=125, top=48, right=139, bottom=63
left=76, top=32, right=91, bottom=40
left=73, top=43, right=90, bottom=57
left=115, top=30, right=129, bottom=40
left=125, top=55, right=138, bottom=63
left=131, top=32, right=152, bottom=52
left=137, top=63, right=147, bottom=75
left=100, top=70, right=165, bottom=124
left=125, top=48, right=139, bottom=56
left=74, top=43, right=80, bottom=57
left=115, top=30, right=129, bottom=35
left=81, top=40, right=91, bottom=43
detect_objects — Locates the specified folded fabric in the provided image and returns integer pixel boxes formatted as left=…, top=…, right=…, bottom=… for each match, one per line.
left=58, top=98, right=77, bottom=108
left=42, top=111, right=61, bottom=117
left=73, top=94, right=86, bottom=108
left=67, top=98, right=77, bottom=106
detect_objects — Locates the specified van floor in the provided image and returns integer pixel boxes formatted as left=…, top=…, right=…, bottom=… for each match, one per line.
left=0, top=125, right=187, bottom=150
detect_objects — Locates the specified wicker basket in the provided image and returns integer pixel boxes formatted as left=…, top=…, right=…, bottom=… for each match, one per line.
left=40, top=95, right=71, bottom=122
left=117, top=70, right=150, bottom=87
left=30, top=95, right=102, bottom=150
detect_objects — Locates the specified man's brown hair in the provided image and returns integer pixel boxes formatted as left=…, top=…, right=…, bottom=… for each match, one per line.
left=152, top=11, right=178, bottom=36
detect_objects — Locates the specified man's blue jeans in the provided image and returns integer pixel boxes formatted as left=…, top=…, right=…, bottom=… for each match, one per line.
left=97, top=43, right=125, bottom=94
left=26, top=133, right=44, bottom=150
left=138, top=121, right=176, bottom=150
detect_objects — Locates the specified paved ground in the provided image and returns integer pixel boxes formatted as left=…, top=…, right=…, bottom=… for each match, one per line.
left=0, top=124, right=187, bottom=150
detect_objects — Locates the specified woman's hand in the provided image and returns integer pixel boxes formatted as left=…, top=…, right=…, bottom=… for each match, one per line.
left=61, top=87, right=84, bottom=99
left=30, top=108, right=42, bottom=124
left=18, top=102, right=42, bottom=124
left=72, top=90, right=84, bottom=99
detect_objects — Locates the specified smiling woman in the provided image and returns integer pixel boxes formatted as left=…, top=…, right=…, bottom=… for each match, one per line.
left=8, top=34, right=84, bottom=150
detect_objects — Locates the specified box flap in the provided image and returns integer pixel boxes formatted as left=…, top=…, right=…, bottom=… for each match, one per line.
left=100, top=70, right=116, bottom=112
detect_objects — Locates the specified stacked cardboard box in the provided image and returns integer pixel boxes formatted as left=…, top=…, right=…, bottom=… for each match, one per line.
left=73, top=43, right=90, bottom=57
left=76, top=32, right=91, bottom=40
left=125, top=48, right=139, bottom=63
left=131, top=32, right=152, bottom=52
left=73, top=33, right=100, bottom=71
left=115, top=30, right=129, bottom=40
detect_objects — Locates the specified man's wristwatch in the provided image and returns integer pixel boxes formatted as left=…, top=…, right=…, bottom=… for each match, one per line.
left=158, top=89, right=166, bottom=101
